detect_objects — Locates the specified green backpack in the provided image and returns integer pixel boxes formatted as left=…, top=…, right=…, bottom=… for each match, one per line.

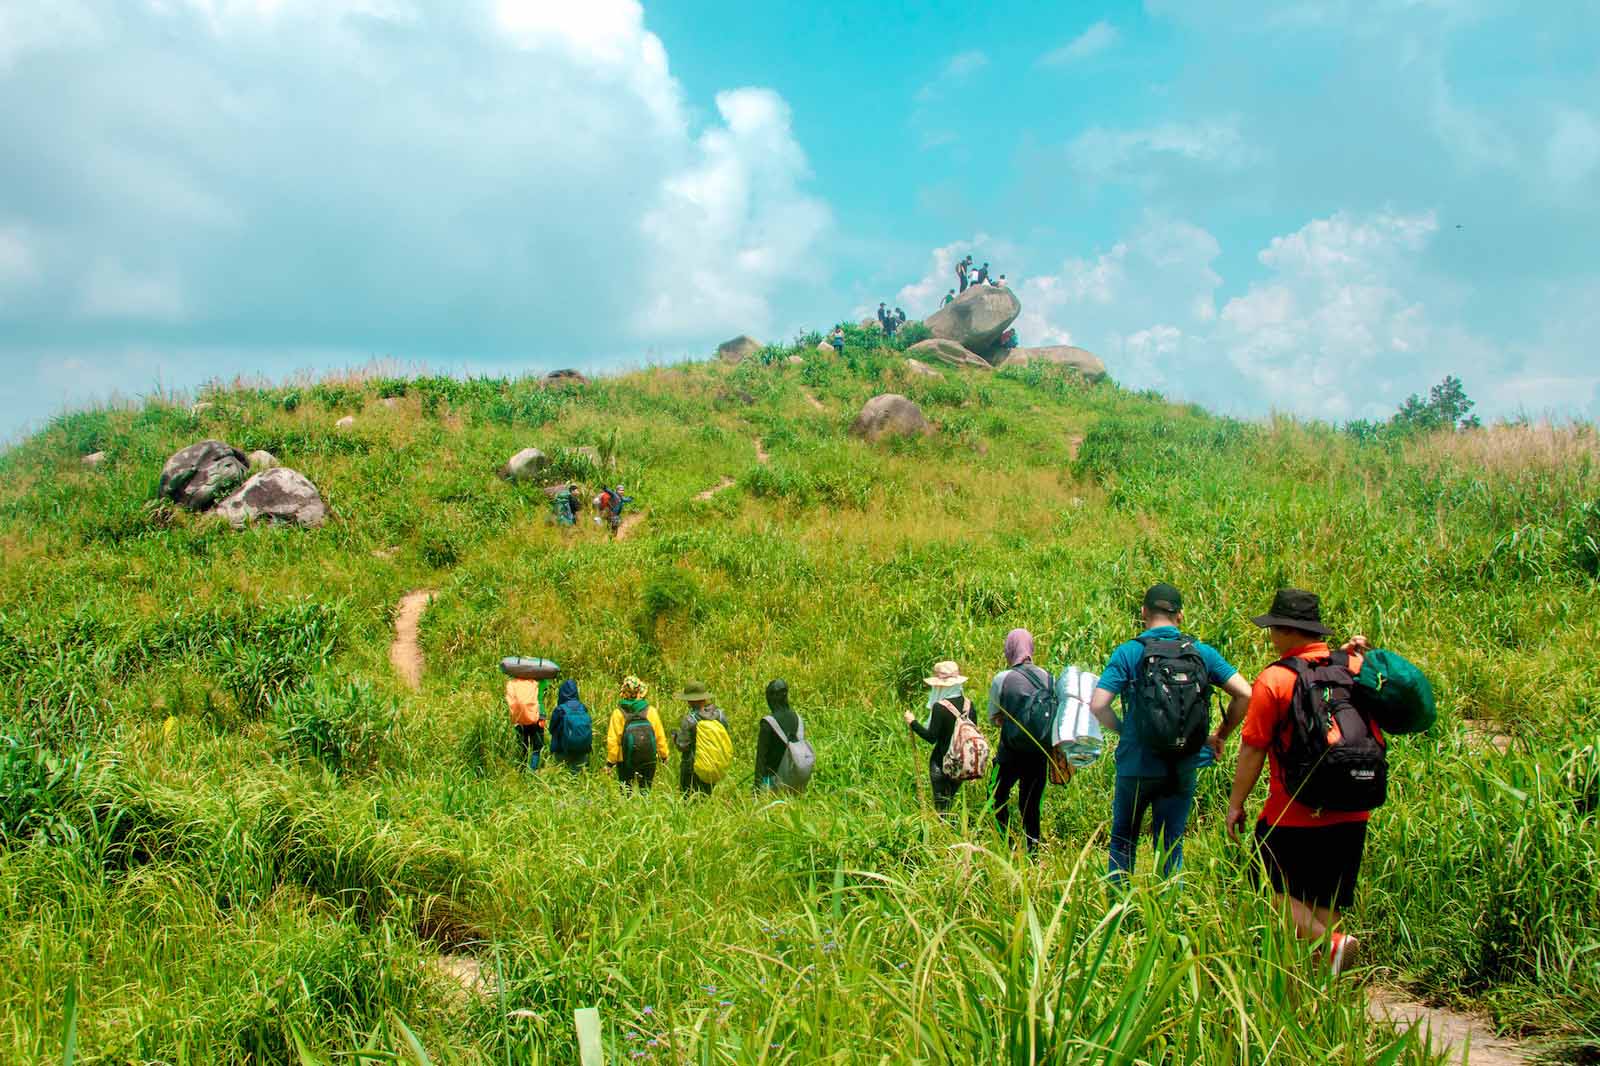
left=1352, top=649, right=1436, bottom=735
left=621, top=708, right=658, bottom=771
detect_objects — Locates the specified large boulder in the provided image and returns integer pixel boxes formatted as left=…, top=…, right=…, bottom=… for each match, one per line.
left=159, top=439, right=249, bottom=512
left=503, top=447, right=549, bottom=481
left=907, top=338, right=991, bottom=370
left=216, top=468, right=327, bottom=529
left=925, top=285, right=1021, bottom=354
left=998, top=345, right=1107, bottom=381
left=849, top=394, right=932, bottom=443
left=545, top=368, right=588, bottom=385
left=717, top=335, right=762, bottom=363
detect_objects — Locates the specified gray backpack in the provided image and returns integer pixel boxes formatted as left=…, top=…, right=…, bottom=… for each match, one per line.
left=764, top=715, right=814, bottom=793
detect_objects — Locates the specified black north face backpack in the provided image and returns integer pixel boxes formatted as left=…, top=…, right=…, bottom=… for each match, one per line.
left=1276, top=652, right=1388, bottom=813
left=1133, top=635, right=1212, bottom=767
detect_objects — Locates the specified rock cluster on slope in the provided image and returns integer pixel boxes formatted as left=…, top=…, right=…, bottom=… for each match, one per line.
left=907, top=338, right=991, bottom=370
left=716, top=335, right=762, bottom=363
left=158, top=439, right=325, bottom=528
left=996, top=345, right=1107, bottom=381
left=924, top=285, right=1022, bottom=359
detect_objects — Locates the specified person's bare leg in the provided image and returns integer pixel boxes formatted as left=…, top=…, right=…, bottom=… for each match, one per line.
left=1274, top=892, right=1327, bottom=941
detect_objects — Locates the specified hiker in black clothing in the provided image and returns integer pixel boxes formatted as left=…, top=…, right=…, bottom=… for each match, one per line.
left=894, top=308, right=907, bottom=331
left=755, top=679, right=801, bottom=791
left=876, top=303, right=889, bottom=332
left=989, top=628, right=1051, bottom=853
left=956, top=257, right=969, bottom=293
left=976, top=262, right=990, bottom=285
left=905, top=660, right=978, bottom=812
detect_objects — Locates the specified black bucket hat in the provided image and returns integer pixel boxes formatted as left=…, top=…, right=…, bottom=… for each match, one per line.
left=1251, top=588, right=1331, bottom=636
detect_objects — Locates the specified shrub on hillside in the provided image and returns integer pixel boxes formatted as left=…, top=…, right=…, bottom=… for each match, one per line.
left=274, top=678, right=395, bottom=775
left=0, top=734, right=95, bottom=846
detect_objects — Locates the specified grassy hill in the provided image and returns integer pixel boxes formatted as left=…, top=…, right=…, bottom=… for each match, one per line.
left=2, top=339, right=1597, bottom=1064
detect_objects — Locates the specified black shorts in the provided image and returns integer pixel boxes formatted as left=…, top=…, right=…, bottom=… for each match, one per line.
left=1253, top=820, right=1369, bottom=911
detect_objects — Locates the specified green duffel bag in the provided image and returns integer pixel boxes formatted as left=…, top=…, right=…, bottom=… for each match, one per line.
left=1353, top=649, right=1436, bottom=735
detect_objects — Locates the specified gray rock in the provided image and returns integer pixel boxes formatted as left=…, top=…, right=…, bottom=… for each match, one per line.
left=216, top=467, right=327, bottom=529
left=716, top=335, right=762, bottom=363
left=544, top=368, right=589, bottom=385
left=998, top=345, right=1108, bottom=381
left=905, top=359, right=940, bottom=378
left=335, top=415, right=355, bottom=429
left=247, top=450, right=278, bottom=469
left=907, top=337, right=992, bottom=370
left=503, top=447, right=549, bottom=481
left=81, top=451, right=107, bottom=469
left=790, top=354, right=808, bottom=364
left=925, top=285, right=1021, bottom=354
left=849, top=394, right=932, bottom=443
left=158, top=439, right=249, bottom=512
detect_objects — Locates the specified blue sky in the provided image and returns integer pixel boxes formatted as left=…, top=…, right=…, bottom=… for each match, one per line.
left=2, top=0, right=1598, bottom=440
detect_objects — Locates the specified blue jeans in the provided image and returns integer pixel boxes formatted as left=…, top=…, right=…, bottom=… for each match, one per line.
left=1108, top=771, right=1198, bottom=883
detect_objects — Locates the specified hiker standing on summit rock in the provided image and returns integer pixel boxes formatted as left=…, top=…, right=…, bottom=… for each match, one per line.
left=1227, top=588, right=1382, bottom=976
left=1089, top=583, right=1251, bottom=884
left=956, top=257, right=969, bottom=293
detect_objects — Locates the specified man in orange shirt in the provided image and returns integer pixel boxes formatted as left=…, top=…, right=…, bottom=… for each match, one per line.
left=1226, top=588, right=1380, bottom=976
left=506, top=677, right=546, bottom=771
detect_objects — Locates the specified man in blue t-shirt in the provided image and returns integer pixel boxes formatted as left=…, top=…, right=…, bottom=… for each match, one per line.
left=1089, top=583, right=1253, bottom=883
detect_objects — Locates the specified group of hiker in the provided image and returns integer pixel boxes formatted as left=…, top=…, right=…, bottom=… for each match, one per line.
left=954, top=254, right=1005, bottom=295
left=549, top=482, right=632, bottom=536
left=900, top=582, right=1431, bottom=976
left=503, top=580, right=1429, bottom=977
left=504, top=673, right=814, bottom=796
left=876, top=304, right=908, bottom=338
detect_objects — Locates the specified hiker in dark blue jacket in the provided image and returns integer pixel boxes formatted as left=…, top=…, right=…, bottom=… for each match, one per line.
left=548, top=679, right=594, bottom=774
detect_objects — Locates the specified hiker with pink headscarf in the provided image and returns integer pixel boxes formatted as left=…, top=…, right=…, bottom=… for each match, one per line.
left=987, top=628, right=1054, bottom=854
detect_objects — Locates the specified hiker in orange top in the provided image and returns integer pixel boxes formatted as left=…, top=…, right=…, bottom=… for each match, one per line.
left=505, top=676, right=546, bottom=771
left=1227, top=588, right=1382, bottom=977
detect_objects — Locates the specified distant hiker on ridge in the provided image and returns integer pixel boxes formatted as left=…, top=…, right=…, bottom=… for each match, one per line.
left=877, top=303, right=890, bottom=332
left=976, top=262, right=990, bottom=285
left=956, top=257, right=969, bottom=293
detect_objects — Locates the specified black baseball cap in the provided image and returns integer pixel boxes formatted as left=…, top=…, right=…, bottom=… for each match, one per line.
left=1143, top=583, right=1183, bottom=614
left=1252, top=588, right=1332, bottom=636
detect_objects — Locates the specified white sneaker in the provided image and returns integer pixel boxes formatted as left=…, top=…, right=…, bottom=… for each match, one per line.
left=1329, top=932, right=1361, bottom=977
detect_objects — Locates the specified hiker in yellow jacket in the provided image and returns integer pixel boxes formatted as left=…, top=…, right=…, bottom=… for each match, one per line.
left=606, top=675, right=669, bottom=792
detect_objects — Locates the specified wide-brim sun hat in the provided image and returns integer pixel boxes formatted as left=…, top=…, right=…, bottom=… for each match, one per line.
left=1251, top=588, right=1332, bottom=636
left=674, top=679, right=714, bottom=702
left=923, top=660, right=968, bottom=687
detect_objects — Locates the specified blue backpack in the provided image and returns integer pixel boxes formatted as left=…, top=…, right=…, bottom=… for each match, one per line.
left=556, top=702, right=593, bottom=755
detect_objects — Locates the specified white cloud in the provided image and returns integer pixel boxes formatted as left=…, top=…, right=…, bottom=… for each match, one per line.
left=1546, top=108, right=1600, bottom=188
left=1066, top=119, right=1260, bottom=186
left=1040, top=20, right=1119, bottom=66
left=915, top=49, right=988, bottom=104
left=0, top=0, right=832, bottom=435
left=78, top=259, right=187, bottom=321
left=0, top=226, right=37, bottom=290
left=893, top=234, right=1020, bottom=319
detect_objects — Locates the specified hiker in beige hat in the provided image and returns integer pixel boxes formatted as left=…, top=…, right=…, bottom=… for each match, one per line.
left=905, top=660, right=990, bottom=813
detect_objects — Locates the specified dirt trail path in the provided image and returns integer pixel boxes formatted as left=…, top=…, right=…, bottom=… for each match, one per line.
left=695, top=476, right=736, bottom=501
left=1369, top=989, right=1532, bottom=1065
left=754, top=438, right=770, bottom=464
left=389, top=590, right=436, bottom=691
left=803, top=391, right=826, bottom=412
left=615, top=513, right=645, bottom=540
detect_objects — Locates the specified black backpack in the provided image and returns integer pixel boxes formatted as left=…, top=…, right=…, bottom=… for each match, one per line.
left=1276, top=653, right=1387, bottom=813
left=621, top=708, right=657, bottom=772
left=1000, top=665, right=1055, bottom=755
left=1133, top=635, right=1212, bottom=766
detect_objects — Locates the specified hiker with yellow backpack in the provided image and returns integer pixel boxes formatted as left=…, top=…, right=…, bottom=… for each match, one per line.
left=672, top=679, right=734, bottom=796
left=606, top=676, right=669, bottom=793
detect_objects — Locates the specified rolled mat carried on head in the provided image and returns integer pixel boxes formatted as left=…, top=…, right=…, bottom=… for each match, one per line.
left=501, top=657, right=561, bottom=680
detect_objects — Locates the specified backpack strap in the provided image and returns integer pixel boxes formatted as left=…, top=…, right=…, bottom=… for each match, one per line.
left=763, top=714, right=791, bottom=745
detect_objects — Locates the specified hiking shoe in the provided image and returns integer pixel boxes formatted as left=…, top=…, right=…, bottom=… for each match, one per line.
left=1329, top=932, right=1361, bottom=977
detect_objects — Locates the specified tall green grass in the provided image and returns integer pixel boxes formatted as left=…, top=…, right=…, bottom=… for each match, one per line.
left=0, top=353, right=1595, bottom=1062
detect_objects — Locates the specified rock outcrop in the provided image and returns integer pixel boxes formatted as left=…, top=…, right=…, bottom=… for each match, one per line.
left=849, top=394, right=932, bottom=443
left=905, top=359, right=940, bottom=378
left=925, top=285, right=1021, bottom=356
left=907, top=338, right=991, bottom=370
left=216, top=468, right=327, bottom=529
left=335, top=415, right=355, bottom=430
left=717, top=335, right=762, bottom=363
left=503, top=447, right=549, bottom=481
left=997, top=345, right=1107, bottom=381
left=545, top=368, right=588, bottom=385
left=159, top=440, right=249, bottom=512
left=82, top=451, right=107, bottom=469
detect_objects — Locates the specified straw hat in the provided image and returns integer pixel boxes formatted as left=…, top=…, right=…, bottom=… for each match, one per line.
left=923, top=661, right=968, bottom=687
